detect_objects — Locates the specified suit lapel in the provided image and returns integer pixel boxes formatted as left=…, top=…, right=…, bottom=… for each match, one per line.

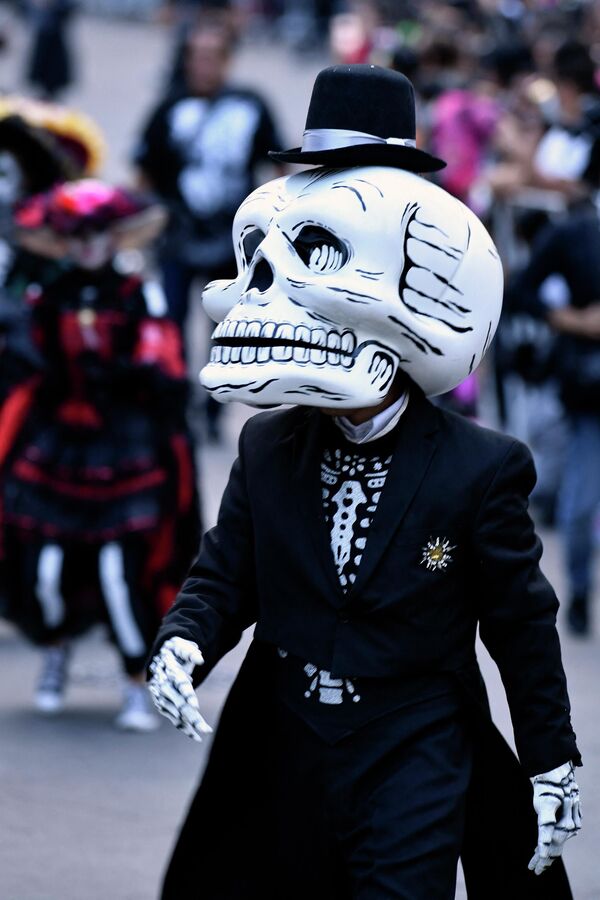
left=347, top=391, right=441, bottom=600
left=290, top=392, right=441, bottom=608
left=292, top=409, right=346, bottom=606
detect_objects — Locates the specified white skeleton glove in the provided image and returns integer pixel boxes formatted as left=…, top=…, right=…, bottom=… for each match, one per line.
left=529, top=761, right=581, bottom=876
left=148, top=637, right=213, bottom=742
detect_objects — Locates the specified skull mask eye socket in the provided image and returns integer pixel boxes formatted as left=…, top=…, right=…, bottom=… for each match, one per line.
left=293, top=225, right=348, bottom=274
left=241, top=227, right=266, bottom=265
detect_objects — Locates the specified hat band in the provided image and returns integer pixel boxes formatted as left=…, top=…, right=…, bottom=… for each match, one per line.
left=302, top=128, right=417, bottom=153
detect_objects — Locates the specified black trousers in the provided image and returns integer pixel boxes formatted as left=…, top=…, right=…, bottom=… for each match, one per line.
left=162, top=645, right=471, bottom=900
left=4, top=532, right=159, bottom=674
left=270, top=695, right=471, bottom=899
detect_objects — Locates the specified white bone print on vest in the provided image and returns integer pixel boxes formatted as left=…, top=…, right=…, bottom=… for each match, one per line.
left=304, top=663, right=361, bottom=705
left=322, top=448, right=392, bottom=591
left=331, top=480, right=367, bottom=575
left=200, top=167, right=503, bottom=408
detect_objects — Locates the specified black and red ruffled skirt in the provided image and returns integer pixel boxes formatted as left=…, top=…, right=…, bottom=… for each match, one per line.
left=4, top=404, right=168, bottom=541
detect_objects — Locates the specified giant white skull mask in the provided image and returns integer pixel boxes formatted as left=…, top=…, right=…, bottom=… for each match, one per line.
left=200, top=167, right=503, bottom=408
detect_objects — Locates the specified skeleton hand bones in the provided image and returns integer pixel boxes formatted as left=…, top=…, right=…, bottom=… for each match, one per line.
left=148, top=637, right=213, bottom=742
left=529, top=761, right=581, bottom=875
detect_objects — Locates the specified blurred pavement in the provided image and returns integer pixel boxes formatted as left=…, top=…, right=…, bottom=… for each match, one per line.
left=0, top=14, right=598, bottom=900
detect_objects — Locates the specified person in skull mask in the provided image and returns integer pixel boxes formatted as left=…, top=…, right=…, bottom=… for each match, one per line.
left=148, top=67, right=581, bottom=899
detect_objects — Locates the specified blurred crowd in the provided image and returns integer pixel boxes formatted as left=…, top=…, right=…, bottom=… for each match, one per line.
left=0, top=0, right=599, bottom=730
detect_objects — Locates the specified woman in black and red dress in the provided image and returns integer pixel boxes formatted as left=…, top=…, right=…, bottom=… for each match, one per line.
left=1, top=180, right=200, bottom=729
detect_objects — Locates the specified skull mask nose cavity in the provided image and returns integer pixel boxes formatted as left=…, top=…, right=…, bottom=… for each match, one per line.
left=247, top=256, right=274, bottom=293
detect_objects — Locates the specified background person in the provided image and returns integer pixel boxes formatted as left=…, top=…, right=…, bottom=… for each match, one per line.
left=511, top=204, right=600, bottom=636
left=1, top=180, right=200, bottom=729
left=133, top=12, right=284, bottom=440
left=21, top=0, right=77, bottom=101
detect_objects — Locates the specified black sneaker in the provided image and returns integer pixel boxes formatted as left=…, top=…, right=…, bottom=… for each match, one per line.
left=34, top=645, right=70, bottom=713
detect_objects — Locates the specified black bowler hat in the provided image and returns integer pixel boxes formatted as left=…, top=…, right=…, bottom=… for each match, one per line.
left=269, top=64, right=446, bottom=172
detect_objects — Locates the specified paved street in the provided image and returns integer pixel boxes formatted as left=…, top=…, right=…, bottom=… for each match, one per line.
left=0, top=13, right=598, bottom=900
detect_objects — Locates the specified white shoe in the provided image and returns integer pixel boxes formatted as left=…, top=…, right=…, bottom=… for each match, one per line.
left=115, top=684, right=160, bottom=732
left=34, top=646, right=70, bottom=714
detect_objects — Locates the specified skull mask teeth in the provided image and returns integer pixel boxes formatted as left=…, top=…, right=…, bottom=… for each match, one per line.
left=200, top=167, right=503, bottom=408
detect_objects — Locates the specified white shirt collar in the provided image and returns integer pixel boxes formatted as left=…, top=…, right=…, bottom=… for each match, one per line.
left=333, top=391, right=409, bottom=444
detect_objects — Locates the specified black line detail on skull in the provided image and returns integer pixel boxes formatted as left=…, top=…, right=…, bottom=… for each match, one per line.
left=417, top=219, right=471, bottom=256
left=209, top=381, right=259, bottom=390
left=328, top=286, right=383, bottom=302
left=239, top=191, right=288, bottom=213
left=401, top=333, right=430, bottom=354
left=288, top=298, right=341, bottom=327
left=399, top=204, right=420, bottom=289
left=289, top=218, right=345, bottom=235
left=240, top=192, right=271, bottom=203
left=352, top=177, right=384, bottom=198
left=400, top=297, right=474, bottom=334
left=468, top=353, right=476, bottom=375
left=388, top=315, right=444, bottom=356
left=482, top=320, right=493, bottom=356
left=432, top=273, right=463, bottom=295
left=400, top=284, right=471, bottom=316
left=356, top=338, right=404, bottom=358
left=327, top=294, right=369, bottom=305
left=284, top=385, right=351, bottom=400
left=248, top=378, right=280, bottom=393
left=447, top=301, right=471, bottom=313
left=331, top=183, right=367, bottom=211
left=415, top=236, right=462, bottom=261
left=407, top=217, right=450, bottom=240
left=303, top=167, right=340, bottom=189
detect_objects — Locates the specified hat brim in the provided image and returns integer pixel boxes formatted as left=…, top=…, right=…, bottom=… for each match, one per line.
left=269, top=143, right=446, bottom=172
left=111, top=205, right=168, bottom=250
left=15, top=205, right=167, bottom=259
left=15, top=228, right=68, bottom=259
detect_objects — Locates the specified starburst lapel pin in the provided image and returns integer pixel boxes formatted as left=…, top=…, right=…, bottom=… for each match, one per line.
left=421, top=537, right=455, bottom=572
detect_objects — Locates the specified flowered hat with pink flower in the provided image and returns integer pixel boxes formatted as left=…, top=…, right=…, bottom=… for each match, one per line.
left=14, top=179, right=166, bottom=257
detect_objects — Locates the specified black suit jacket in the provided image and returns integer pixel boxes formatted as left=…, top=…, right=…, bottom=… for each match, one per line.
left=153, top=388, right=580, bottom=776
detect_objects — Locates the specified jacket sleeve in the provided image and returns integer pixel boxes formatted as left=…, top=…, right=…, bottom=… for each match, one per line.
left=148, top=421, right=258, bottom=684
left=473, top=440, right=581, bottom=775
left=504, top=223, right=564, bottom=319
left=132, top=99, right=182, bottom=197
